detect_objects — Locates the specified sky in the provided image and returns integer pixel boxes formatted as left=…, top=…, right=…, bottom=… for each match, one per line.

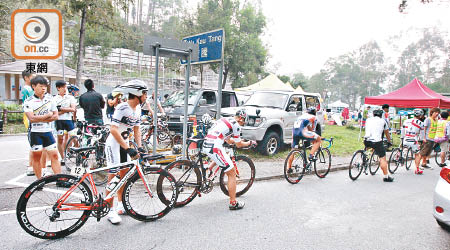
left=188, top=0, right=450, bottom=77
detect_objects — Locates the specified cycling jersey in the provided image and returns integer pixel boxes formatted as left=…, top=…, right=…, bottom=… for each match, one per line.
left=292, top=114, right=319, bottom=147
left=364, top=116, right=388, bottom=142
left=53, top=94, right=77, bottom=120
left=294, top=114, right=317, bottom=131
left=402, top=118, right=424, bottom=142
left=23, top=94, right=58, bottom=133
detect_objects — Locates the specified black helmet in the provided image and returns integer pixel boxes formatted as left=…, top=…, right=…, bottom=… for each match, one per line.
left=307, top=107, right=317, bottom=115
left=235, top=109, right=248, bottom=121
left=373, top=109, right=383, bottom=118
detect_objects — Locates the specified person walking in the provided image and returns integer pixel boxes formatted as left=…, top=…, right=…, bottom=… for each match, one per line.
left=419, top=108, right=440, bottom=170
left=79, top=79, right=105, bottom=125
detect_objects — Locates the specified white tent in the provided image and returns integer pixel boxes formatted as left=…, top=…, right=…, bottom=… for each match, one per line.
left=235, top=73, right=294, bottom=91
left=329, top=100, right=349, bottom=108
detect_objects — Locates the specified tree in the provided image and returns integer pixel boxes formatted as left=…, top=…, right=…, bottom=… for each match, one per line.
left=277, top=75, right=290, bottom=83
left=291, top=72, right=308, bottom=90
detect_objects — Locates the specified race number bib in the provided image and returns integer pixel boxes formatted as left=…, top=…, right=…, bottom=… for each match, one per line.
left=70, top=165, right=86, bottom=176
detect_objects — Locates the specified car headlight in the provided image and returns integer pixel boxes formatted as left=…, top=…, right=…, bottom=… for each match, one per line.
left=246, top=117, right=265, bottom=127
left=254, top=117, right=265, bottom=126
left=247, top=117, right=255, bottom=126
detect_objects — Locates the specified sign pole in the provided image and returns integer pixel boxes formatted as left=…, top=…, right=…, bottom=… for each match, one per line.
left=152, top=44, right=160, bottom=155
left=217, top=57, right=224, bottom=119
left=182, top=52, right=191, bottom=159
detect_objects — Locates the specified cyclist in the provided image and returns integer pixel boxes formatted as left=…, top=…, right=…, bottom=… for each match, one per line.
left=202, top=109, right=256, bottom=210
left=293, top=107, right=321, bottom=159
left=402, top=109, right=425, bottom=174
left=104, top=80, right=147, bottom=224
left=364, top=109, right=394, bottom=182
left=23, top=76, right=61, bottom=179
left=53, top=80, right=77, bottom=165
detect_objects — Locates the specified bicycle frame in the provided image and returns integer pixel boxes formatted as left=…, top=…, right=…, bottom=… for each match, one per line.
left=54, top=159, right=156, bottom=212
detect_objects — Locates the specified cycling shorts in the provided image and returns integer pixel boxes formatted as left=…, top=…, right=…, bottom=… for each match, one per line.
left=28, top=132, right=57, bottom=151
left=404, top=140, right=420, bottom=154
left=292, top=127, right=319, bottom=148
left=105, top=137, right=129, bottom=174
left=56, top=120, right=76, bottom=136
left=201, top=140, right=234, bottom=172
left=363, top=140, right=386, bottom=158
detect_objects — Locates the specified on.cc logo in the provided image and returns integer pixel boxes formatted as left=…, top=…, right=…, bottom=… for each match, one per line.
left=23, top=16, right=50, bottom=44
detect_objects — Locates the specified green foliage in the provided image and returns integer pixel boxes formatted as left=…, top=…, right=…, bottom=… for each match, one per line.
left=278, top=75, right=290, bottom=83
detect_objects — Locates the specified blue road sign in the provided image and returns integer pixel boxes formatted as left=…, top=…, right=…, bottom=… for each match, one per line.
left=182, top=29, right=224, bottom=64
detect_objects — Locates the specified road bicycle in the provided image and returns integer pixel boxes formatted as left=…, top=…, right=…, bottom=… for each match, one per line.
left=185, top=120, right=214, bottom=162
left=16, top=153, right=178, bottom=239
left=159, top=138, right=256, bottom=207
left=434, top=145, right=450, bottom=166
left=388, top=140, right=414, bottom=174
left=348, top=146, right=381, bottom=180
left=140, top=116, right=181, bottom=151
left=283, top=137, right=333, bottom=184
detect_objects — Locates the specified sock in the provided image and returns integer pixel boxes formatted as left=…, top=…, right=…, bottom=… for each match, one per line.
left=383, top=174, right=388, bottom=179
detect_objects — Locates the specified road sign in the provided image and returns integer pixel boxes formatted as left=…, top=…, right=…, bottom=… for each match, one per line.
left=182, top=29, right=224, bottom=64
left=143, top=36, right=199, bottom=61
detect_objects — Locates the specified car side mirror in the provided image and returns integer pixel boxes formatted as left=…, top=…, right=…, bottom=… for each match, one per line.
left=256, top=109, right=261, bottom=117
left=240, top=100, right=245, bottom=106
left=199, top=99, right=207, bottom=105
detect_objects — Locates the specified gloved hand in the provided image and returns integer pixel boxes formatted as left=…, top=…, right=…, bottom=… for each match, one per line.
left=126, top=148, right=138, bottom=158
left=138, top=147, right=146, bottom=154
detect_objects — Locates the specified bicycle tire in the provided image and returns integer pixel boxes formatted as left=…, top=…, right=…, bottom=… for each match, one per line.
left=284, top=149, right=307, bottom=184
left=16, top=174, right=93, bottom=239
left=369, top=152, right=380, bottom=175
left=406, top=147, right=414, bottom=170
left=162, top=160, right=202, bottom=208
left=185, top=140, right=201, bottom=162
left=314, top=148, right=331, bottom=178
left=349, top=150, right=365, bottom=180
left=219, top=155, right=256, bottom=197
left=388, top=147, right=401, bottom=174
left=63, top=136, right=80, bottom=172
left=122, top=167, right=177, bottom=221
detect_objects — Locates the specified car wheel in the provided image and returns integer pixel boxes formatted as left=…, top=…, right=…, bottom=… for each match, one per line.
left=257, top=131, right=281, bottom=156
left=436, top=219, right=450, bottom=231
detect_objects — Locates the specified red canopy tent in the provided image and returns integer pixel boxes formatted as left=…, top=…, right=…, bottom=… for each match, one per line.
left=364, top=78, right=450, bottom=109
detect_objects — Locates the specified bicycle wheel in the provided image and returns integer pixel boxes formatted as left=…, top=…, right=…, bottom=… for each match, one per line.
left=122, top=167, right=177, bottom=222
left=162, top=160, right=202, bottom=207
left=435, top=148, right=444, bottom=166
left=16, top=174, right=93, bottom=239
left=349, top=150, right=365, bottom=180
left=84, top=154, right=108, bottom=186
left=284, top=149, right=306, bottom=184
left=406, top=147, right=414, bottom=170
left=369, top=152, right=380, bottom=175
left=314, top=148, right=331, bottom=178
left=219, top=155, right=256, bottom=197
left=388, top=148, right=401, bottom=174
left=186, top=140, right=201, bottom=162
left=63, top=136, right=80, bottom=172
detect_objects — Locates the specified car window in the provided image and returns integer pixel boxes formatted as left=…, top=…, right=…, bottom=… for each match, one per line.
left=222, top=92, right=238, bottom=108
left=305, top=95, right=320, bottom=110
left=286, top=95, right=303, bottom=112
left=202, top=91, right=216, bottom=105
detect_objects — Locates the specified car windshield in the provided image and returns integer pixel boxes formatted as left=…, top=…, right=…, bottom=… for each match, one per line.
left=163, top=89, right=200, bottom=106
left=244, top=92, right=288, bottom=109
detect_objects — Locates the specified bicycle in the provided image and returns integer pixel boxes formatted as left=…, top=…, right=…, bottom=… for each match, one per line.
left=140, top=116, right=181, bottom=151
left=16, top=153, right=178, bottom=239
left=348, top=146, right=381, bottom=180
left=388, top=140, right=414, bottom=174
left=159, top=138, right=256, bottom=207
left=284, top=137, right=333, bottom=184
left=434, top=145, right=450, bottom=166
left=185, top=120, right=214, bottom=161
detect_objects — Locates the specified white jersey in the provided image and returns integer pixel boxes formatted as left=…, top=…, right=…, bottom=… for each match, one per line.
left=205, top=117, right=242, bottom=144
left=23, top=94, right=57, bottom=133
left=402, top=118, right=424, bottom=142
left=364, top=116, right=388, bottom=142
left=107, top=102, right=141, bottom=144
left=53, top=94, right=76, bottom=120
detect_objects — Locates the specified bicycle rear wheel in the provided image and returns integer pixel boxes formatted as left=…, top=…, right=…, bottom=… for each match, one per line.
left=388, top=148, right=401, bottom=174
left=435, top=148, right=443, bottom=166
left=162, top=160, right=202, bottom=207
left=349, top=150, right=365, bottom=180
left=16, top=174, right=93, bottom=239
left=186, top=140, right=201, bottom=162
left=314, top=148, right=331, bottom=178
left=64, top=136, right=80, bottom=172
left=122, top=167, right=177, bottom=221
left=406, top=147, right=414, bottom=170
left=219, top=155, right=256, bottom=197
left=284, top=149, right=306, bottom=184
left=369, top=152, right=380, bottom=175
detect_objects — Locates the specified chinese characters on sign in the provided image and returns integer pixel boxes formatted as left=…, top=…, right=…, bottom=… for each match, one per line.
left=25, top=62, right=48, bottom=73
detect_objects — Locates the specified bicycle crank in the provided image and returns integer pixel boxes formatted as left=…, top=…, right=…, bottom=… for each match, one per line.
left=200, top=180, right=214, bottom=194
left=91, top=196, right=110, bottom=221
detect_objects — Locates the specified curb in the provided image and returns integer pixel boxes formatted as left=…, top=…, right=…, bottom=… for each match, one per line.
left=0, top=133, right=27, bottom=137
left=255, top=163, right=349, bottom=182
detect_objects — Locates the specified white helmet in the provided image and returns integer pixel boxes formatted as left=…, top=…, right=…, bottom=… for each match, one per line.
left=202, top=113, right=212, bottom=124
left=115, top=80, right=148, bottom=96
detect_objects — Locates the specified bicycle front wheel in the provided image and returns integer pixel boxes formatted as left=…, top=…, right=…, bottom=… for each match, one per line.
left=163, top=160, right=202, bottom=208
left=16, top=174, right=93, bottom=239
left=219, top=155, right=256, bottom=197
left=349, top=150, right=365, bottom=180
left=406, top=147, right=414, bottom=170
left=122, top=167, right=177, bottom=222
left=64, top=136, right=80, bottom=172
left=369, top=152, right=380, bottom=175
left=284, top=149, right=306, bottom=184
left=388, top=148, right=401, bottom=174
left=314, top=148, right=331, bottom=178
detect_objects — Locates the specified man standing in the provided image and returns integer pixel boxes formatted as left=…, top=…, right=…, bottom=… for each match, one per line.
left=79, top=79, right=105, bottom=125
left=21, top=70, right=35, bottom=176
left=402, top=109, right=425, bottom=174
left=420, top=108, right=440, bottom=170
left=53, top=80, right=77, bottom=165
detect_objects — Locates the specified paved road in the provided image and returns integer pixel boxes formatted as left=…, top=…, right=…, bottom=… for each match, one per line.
left=1, top=151, right=449, bottom=249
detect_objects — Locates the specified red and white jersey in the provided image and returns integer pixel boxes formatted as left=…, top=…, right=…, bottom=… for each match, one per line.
left=402, top=118, right=424, bottom=142
left=205, top=117, right=241, bottom=144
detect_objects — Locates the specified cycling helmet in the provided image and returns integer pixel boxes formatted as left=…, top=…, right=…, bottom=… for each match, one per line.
left=373, top=109, right=383, bottom=118
left=413, top=108, right=424, bottom=117
left=235, top=109, right=248, bottom=121
left=307, top=107, right=317, bottom=115
left=115, top=80, right=148, bottom=96
left=201, top=113, right=212, bottom=124
left=67, top=84, right=79, bottom=92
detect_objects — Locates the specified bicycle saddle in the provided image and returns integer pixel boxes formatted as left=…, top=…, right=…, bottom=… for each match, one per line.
left=141, top=154, right=165, bottom=161
left=70, top=146, right=97, bottom=153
